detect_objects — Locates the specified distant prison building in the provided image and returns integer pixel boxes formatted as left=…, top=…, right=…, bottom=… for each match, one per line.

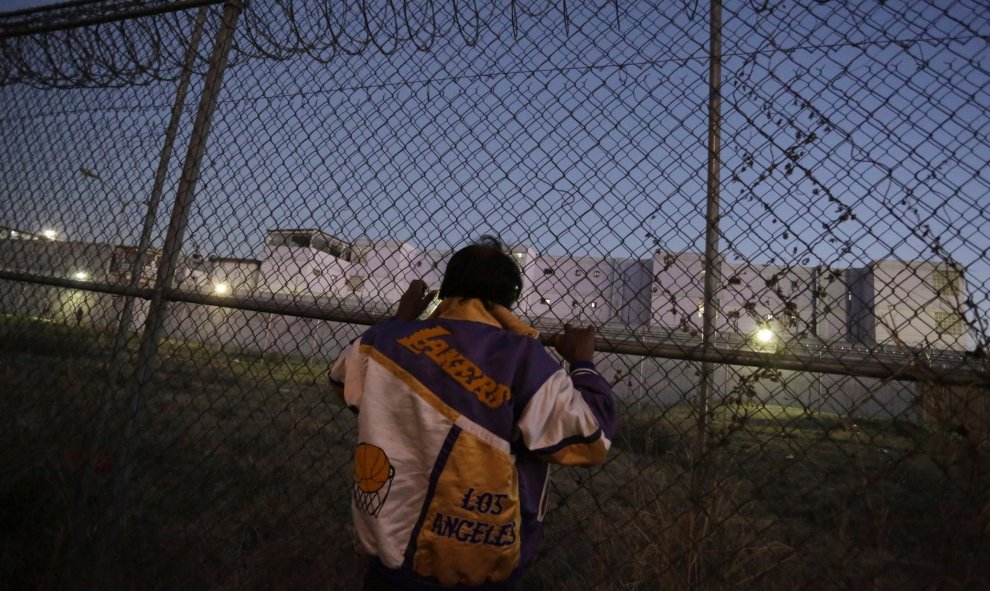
left=0, top=228, right=970, bottom=351
left=255, top=229, right=972, bottom=351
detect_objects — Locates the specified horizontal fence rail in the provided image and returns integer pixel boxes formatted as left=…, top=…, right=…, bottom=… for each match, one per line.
left=3, top=267, right=987, bottom=388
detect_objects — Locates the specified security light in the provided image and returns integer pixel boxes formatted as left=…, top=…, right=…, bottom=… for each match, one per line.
left=213, top=281, right=231, bottom=295
left=755, top=327, right=774, bottom=344
left=72, top=270, right=90, bottom=281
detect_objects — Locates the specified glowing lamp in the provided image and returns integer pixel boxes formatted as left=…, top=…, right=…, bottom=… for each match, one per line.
left=41, top=229, right=58, bottom=240
left=213, top=281, right=231, bottom=295
left=71, top=271, right=91, bottom=281
left=755, top=327, right=774, bottom=344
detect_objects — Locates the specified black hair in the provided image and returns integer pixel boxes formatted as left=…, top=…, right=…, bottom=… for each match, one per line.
left=438, top=235, right=523, bottom=309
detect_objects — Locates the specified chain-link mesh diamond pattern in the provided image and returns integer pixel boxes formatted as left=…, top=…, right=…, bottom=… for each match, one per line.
left=1, top=1, right=988, bottom=589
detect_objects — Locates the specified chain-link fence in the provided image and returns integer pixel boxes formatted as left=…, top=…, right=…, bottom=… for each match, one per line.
left=1, top=0, right=988, bottom=589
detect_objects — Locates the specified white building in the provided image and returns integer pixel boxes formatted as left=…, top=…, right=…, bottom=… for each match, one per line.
left=718, top=263, right=816, bottom=342
left=347, top=238, right=445, bottom=308
left=520, top=254, right=625, bottom=326
left=257, top=230, right=447, bottom=310
left=205, top=256, right=260, bottom=294
left=250, top=230, right=973, bottom=351
left=649, top=251, right=707, bottom=335
left=0, top=227, right=974, bottom=351
left=615, top=258, right=652, bottom=328
left=848, top=260, right=969, bottom=350
left=811, top=266, right=848, bottom=341
left=175, top=253, right=244, bottom=293
left=258, top=229, right=356, bottom=296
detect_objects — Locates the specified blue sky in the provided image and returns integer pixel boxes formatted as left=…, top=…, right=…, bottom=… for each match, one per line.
left=1, top=1, right=987, bottom=332
left=0, top=0, right=61, bottom=13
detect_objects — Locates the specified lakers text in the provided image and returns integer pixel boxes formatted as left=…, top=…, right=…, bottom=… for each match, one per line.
left=397, top=327, right=511, bottom=408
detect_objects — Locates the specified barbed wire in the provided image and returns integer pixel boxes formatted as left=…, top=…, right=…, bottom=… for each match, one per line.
left=8, top=0, right=984, bottom=90
left=1, top=0, right=631, bottom=87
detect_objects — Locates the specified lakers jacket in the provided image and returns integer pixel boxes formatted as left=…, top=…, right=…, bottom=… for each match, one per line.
left=329, top=298, right=616, bottom=589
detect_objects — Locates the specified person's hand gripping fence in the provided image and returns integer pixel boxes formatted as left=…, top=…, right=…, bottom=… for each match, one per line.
left=395, top=279, right=438, bottom=321
left=552, top=323, right=597, bottom=364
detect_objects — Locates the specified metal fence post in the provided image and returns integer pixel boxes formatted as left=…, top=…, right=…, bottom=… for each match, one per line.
left=80, top=4, right=209, bottom=507
left=97, top=1, right=242, bottom=583
left=691, top=0, right=723, bottom=587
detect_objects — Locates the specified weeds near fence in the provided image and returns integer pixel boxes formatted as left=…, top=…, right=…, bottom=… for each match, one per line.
left=2, top=317, right=987, bottom=590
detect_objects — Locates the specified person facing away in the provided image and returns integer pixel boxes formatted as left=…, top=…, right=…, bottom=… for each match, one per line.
left=329, top=236, right=617, bottom=590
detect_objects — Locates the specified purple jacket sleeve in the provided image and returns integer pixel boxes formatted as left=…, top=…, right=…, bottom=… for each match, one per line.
left=516, top=361, right=616, bottom=466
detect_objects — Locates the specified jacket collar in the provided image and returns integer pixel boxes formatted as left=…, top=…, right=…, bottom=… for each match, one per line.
left=429, top=297, right=539, bottom=338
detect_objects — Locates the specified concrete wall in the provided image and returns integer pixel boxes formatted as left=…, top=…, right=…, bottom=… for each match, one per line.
left=616, top=260, right=651, bottom=328
left=649, top=251, right=706, bottom=334
left=349, top=239, right=444, bottom=309
left=209, top=258, right=260, bottom=293
left=523, top=254, right=624, bottom=326
left=812, top=266, right=848, bottom=343
left=870, top=261, right=970, bottom=350
left=720, top=263, right=816, bottom=342
left=0, top=279, right=149, bottom=331
left=259, top=241, right=352, bottom=295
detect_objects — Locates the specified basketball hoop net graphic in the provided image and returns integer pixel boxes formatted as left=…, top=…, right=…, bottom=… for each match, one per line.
left=353, top=442, right=395, bottom=517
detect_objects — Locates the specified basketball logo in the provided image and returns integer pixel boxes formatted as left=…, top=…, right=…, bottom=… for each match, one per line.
left=353, top=443, right=395, bottom=517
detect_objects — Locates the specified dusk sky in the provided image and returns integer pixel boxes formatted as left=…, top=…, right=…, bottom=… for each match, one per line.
left=1, top=1, right=987, bottom=327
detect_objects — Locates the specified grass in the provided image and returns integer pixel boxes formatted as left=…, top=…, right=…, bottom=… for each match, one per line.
left=1, top=315, right=988, bottom=590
